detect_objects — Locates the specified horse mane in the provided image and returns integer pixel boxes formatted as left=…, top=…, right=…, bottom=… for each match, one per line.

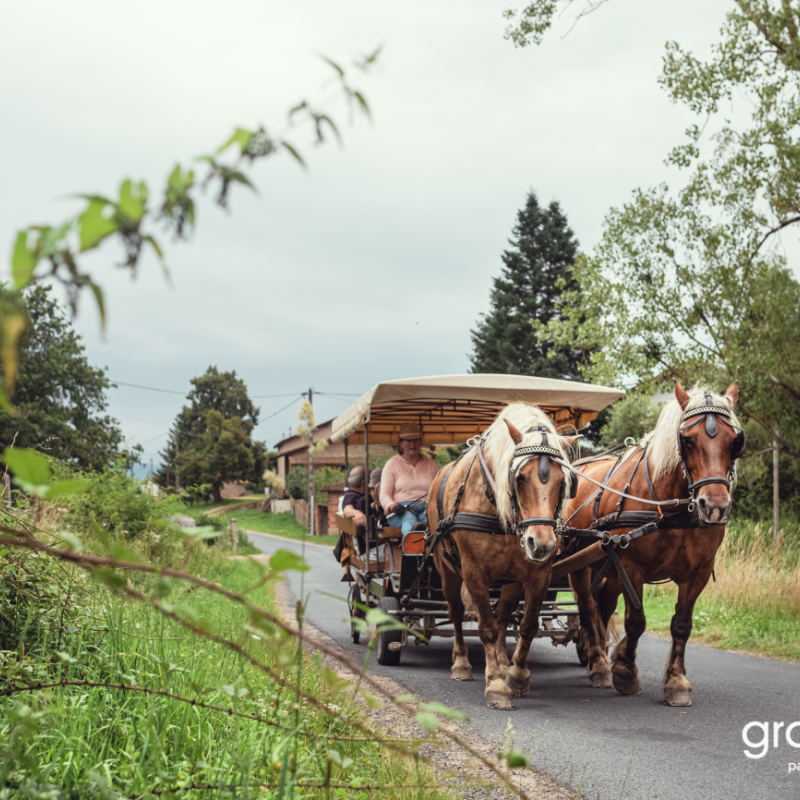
left=643, top=386, right=741, bottom=483
left=482, top=403, right=573, bottom=531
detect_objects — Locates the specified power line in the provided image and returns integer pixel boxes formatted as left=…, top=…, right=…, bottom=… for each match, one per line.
left=261, top=396, right=303, bottom=421
left=111, top=379, right=361, bottom=399
left=111, top=381, right=185, bottom=395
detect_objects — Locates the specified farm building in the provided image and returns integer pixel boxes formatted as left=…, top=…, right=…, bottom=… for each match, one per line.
left=274, top=417, right=393, bottom=481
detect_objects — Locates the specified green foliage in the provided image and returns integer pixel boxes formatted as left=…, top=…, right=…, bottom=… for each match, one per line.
left=599, top=395, right=662, bottom=448
left=733, top=421, right=800, bottom=522
left=470, top=191, right=586, bottom=379
left=63, top=461, right=169, bottom=542
left=287, top=466, right=345, bottom=504
left=503, top=1, right=613, bottom=48
left=287, top=466, right=308, bottom=500
left=0, top=545, right=84, bottom=658
left=0, top=285, right=124, bottom=470
left=537, top=2, right=800, bottom=505
left=502, top=1, right=561, bottom=47
left=158, top=366, right=266, bottom=489
left=216, top=510, right=340, bottom=546
left=178, top=483, right=212, bottom=506
left=178, top=410, right=255, bottom=504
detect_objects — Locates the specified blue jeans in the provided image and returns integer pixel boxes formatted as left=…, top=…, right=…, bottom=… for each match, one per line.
left=387, top=501, right=428, bottom=536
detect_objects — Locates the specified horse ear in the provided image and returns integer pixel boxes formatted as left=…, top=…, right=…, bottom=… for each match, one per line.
left=673, top=379, right=690, bottom=410
left=563, top=435, right=581, bottom=450
left=725, top=380, right=739, bottom=405
left=504, top=419, right=523, bottom=445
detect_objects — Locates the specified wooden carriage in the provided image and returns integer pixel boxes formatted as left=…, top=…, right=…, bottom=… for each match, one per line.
left=330, top=374, right=624, bottom=665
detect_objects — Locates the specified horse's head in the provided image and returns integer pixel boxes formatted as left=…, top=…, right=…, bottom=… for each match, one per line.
left=673, top=380, right=744, bottom=524
left=503, top=419, right=579, bottom=563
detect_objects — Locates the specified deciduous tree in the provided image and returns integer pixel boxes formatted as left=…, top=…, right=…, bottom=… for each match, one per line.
left=177, top=410, right=254, bottom=503
left=539, top=2, right=800, bottom=464
left=157, top=366, right=265, bottom=488
left=0, top=285, right=124, bottom=470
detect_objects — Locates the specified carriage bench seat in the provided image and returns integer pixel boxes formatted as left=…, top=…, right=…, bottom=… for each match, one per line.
left=335, top=514, right=402, bottom=573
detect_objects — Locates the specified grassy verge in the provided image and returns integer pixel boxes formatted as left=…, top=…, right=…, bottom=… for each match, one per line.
left=642, top=519, right=800, bottom=662
left=217, top=510, right=338, bottom=546
left=0, top=556, right=448, bottom=799
left=176, top=497, right=264, bottom=514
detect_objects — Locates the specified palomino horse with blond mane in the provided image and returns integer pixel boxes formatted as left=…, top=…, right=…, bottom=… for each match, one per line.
left=427, top=403, right=578, bottom=710
left=566, top=381, right=745, bottom=706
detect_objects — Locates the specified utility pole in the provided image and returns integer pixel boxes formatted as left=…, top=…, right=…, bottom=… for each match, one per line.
left=150, top=458, right=153, bottom=479
left=773, top=426, right=780, bottom=549
left=175, top=430, right=180, bottom=492
left=307, top=387, right=315, bottom=537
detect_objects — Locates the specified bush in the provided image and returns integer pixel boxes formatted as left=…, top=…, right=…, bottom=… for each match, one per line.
left=599, top=394, right=662, bottom=447
left=287, top=466, right=346, bottom=504
left=62, top=462, right=165, bottom=540
left=287, top=466, right=307, bottom=500
left=179, top=483, right=212, bottom=506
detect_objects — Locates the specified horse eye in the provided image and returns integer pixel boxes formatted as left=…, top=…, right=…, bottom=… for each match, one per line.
left=517, top=474, right=526, bottom=483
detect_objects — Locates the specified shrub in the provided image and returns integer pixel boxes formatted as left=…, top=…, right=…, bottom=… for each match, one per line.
left=599, top=394, right=661, bottom=447
left=287, top=466, right=307, bottom=499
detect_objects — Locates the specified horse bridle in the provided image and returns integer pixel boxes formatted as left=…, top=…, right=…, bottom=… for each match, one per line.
left=504, top=424, right=577, bottom=538
left=677, top=391, right=746, bottom=509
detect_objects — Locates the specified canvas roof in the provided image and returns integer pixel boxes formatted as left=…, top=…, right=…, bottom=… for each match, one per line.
left=329, top=374, right=624, bottom=445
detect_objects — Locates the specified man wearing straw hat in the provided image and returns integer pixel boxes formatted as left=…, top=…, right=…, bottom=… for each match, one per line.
left=379, top=422, right=439, bottom=537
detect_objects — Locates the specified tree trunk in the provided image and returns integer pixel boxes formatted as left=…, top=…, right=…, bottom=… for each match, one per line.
left=213, top=480, right=222, bottom=504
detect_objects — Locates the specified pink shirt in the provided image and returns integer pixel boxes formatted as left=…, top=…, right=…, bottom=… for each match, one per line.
left=379, top=453, right=440, bottom=510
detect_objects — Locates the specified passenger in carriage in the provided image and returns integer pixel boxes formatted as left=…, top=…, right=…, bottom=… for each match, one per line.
left=342, top=465, right=368, bottom=527
left=379, top=423, right=439, bottom=537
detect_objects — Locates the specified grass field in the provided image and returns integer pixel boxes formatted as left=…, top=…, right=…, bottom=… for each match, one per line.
left=216, top=509, right=339, bottom=546
left=0, top=556, right=447, bottom=798
left=641, top=519, right=800, bottom=662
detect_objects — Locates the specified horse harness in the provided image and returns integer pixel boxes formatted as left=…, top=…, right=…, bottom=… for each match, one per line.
left=420, top=400, right=745, bottom=610
left=558, top=395, right=746, bottom=608
left=428, top=425, right=576, bottom=576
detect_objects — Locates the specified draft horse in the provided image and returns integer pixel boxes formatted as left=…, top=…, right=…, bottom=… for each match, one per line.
left=427, top=403, right=578, bottom=709
left=566, top=381, right=744, bottom=706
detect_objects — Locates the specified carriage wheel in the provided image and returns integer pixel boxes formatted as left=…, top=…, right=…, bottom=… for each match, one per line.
left=376, top=596, right=402, bottom=666
left=348, top=582, right=364, bottom=645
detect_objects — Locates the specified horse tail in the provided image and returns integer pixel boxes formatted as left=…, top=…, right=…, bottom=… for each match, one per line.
left=460, top=583, right=477, bottom=622
left=606, top=611, right=622, bottom=651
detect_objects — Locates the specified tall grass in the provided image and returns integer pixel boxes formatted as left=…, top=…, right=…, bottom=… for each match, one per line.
left=0, top=557, right=447, bottom=799
left=644, top=519, right=800, bottom=661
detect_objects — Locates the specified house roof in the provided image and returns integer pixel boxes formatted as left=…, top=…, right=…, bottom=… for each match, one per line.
left=275, top=417, right=335, bottom=453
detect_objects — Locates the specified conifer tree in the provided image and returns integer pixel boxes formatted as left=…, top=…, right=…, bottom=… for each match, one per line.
left=470, top=191, right=582, bottom=378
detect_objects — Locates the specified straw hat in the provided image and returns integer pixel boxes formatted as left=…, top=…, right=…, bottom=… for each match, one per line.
left=398, top=423, right=423, bottom=440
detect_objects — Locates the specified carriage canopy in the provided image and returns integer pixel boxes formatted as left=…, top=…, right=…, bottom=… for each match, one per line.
left=329, top=374, right=624, bottom=445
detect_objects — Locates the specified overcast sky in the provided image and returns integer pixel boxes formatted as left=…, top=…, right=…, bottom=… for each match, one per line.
left=1, top=0, right=737, bottom=466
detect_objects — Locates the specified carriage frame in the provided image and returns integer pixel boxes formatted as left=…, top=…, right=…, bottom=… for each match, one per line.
left=329, top=374, right=624, bottom=666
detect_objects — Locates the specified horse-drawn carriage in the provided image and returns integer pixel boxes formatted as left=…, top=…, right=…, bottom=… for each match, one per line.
left=330, top=374, right=624, bottom=666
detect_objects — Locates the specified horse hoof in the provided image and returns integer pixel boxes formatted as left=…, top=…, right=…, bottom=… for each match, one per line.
left=451, top=669, right=473, bottom=682
left=612, top=674, right=641, bottom=696
left=589, top=672, right=612, bottom=689
left=504, top=676, right=529, bottom=698
left=663, top=690, right=692, bottom=707
left=486, top=692, right=515, bottom=710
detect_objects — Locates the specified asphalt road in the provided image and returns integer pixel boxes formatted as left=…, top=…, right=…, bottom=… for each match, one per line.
left=247, top=531, right=800, bottom=800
